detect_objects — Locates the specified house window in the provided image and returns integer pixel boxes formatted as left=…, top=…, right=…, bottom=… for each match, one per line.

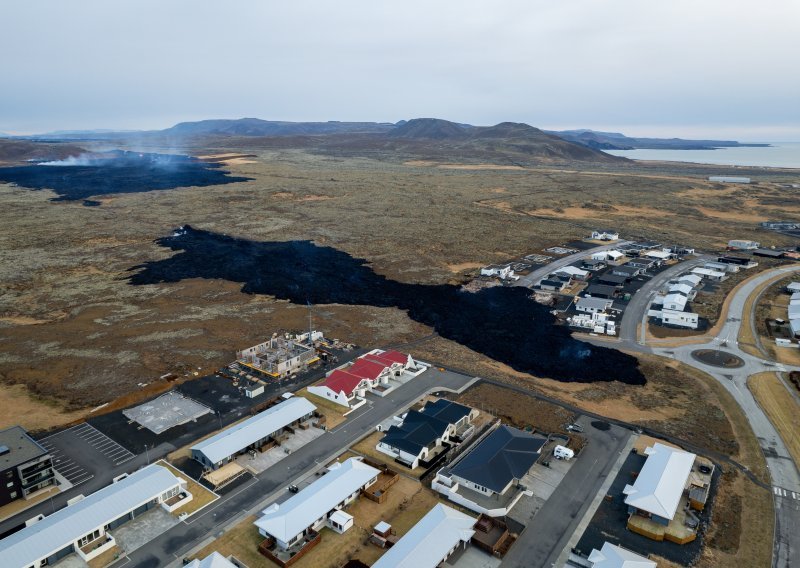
left=6, top=482, right=13, bottom=488
left=9, top=491, right=17, bottom=499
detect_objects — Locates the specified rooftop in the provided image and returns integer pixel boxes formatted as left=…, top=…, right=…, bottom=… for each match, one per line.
left=254, top=458, right=379, bottom=542
left=623, top=442, right=695, bottom=520
left=372, top=504, right=476, bottom=568
left=588, top=541, right=656, bottom=568
left=448, top=425, right=545, bottom=493
left=186, top=551, right=238, bottom=568
left=0, top=425, right=49, bottom=471
left=192, top=396, right=316, bottom=464
left=0, top=464, right=182, bottom=568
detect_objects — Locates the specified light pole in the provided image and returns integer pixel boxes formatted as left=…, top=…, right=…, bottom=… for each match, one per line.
left=144, top=444, right=150, bottom=465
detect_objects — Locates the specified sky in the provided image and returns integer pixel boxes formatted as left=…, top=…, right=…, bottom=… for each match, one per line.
left=1, top=1, right=799, bottom=140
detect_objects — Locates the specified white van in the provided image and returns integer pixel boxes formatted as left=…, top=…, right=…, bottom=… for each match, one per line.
left=554, top=445, right=575, bottom=460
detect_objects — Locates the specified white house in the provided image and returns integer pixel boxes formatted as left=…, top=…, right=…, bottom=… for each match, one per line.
left=786, top=282, right=800, bottom=294
left=576, top=296, right=613, bottom=314
left=308, top=350, right=417, bottom=408
left=588, top=542, right=656, bottom=568
left=643, top=250, right=671, bottom=262
left=372, top=504, right=476, bottom=568
left=591, top=250, right=624, bottom=262
left=186, top=552, right=238, bottom=568
left=678, top=274, right=702, bottom=288
left=0, top=464, right=188, bottom=568
left=191, top=397, right=316, bottom=469
left=552, top=265, right=589, bottom=280
left=481, top=264, right=516, bottom=280
left=727, top=239, right=759, bottom=250
left=660, top=309, right=699, bottom=329
left=591, top=230, right=620, bottom=241
left=691, top=267, right=726, bottom=281
left=377, top=400, right=476, bottom=469
left=662, top=292, right=688, bottom=312
left=705, top=260, right=738, bottom=273
left=254, top=458, right=379, bottom=550
left=624, top=443, right=696, bottom=525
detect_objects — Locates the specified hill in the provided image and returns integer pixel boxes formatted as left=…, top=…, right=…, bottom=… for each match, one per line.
left=0, top=139, right=86, bottom=165
left=163, top=118, right=395, bottom=137
left=547, top=128, right=768, bottom=150
left=389, top=118, right=469, bottom=139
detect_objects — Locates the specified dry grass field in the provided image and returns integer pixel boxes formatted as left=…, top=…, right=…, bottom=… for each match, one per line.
left=748, top=372, right=800, bottom=467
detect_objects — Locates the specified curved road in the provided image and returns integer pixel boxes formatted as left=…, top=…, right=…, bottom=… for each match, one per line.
left=597, top=264, right=800, bottom=568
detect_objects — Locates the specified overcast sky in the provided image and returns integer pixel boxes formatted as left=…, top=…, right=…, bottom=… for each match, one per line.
left=1, top=1, right=798, bottom=140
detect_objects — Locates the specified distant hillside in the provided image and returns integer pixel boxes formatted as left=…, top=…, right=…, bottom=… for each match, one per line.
left=547, top=129, right=768, bottom=150
left=0, top=139, right=86, bottom=165
left=390, top=118, right=469, bottom=139
left=163, top=118, right=395, bottom=137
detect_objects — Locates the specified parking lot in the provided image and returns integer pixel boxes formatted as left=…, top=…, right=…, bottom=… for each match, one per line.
left=235, top=425, right=325, bottom=474
left=123, top=391, right=212, bottom=435
left=36, top=422, right=136, bottom=490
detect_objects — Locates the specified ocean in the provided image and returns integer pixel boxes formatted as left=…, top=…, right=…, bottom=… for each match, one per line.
left=604, top=142, right=800, bottom=169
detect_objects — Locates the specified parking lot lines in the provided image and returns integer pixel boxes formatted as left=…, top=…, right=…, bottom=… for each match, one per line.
left=37, top=436, right=94, bottom=487
left=71, top=423, right=136, bottom=465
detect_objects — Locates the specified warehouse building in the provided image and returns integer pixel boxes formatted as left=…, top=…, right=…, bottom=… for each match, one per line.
left=191, top=396, right=316, bottom=470
left=0, top=426, right=56, bottom=507
left=0, top=464, right=187, bottom=567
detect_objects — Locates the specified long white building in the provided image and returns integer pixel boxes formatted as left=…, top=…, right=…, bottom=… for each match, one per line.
left=0, top=464, right=187, bottom=568
left=192, top=396, right=316, bottom=469
left=254, top=458, right=379, bottom=550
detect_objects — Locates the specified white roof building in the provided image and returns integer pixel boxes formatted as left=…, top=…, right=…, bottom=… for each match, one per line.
left=254, top=458, right=379, bottom=546
left=372, top=504, right=476, bottom=568
left=623, top=443, right=695, bottom=521
left=678, top=274, right=702, bottom=287
left=644, top=250, right=671, bottom=261
left=588, top=542, right=656, bottom=568
left=691, top=267, right=726, bottom=280
left=0, top=464, right=184, bottom=568
left=662, top=293, right=687, bottom=312
left=553, top=266, right=589, bottom=279
left=186, top=552, right=238, bottom=568
left=787, top=282, right=800, bottom=293
left=669, top=283, right=694, bottom=297
left=192, top=397, right=316, bottom=467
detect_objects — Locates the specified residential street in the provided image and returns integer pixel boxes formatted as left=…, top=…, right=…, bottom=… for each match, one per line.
left=514, top=241, right=631, bottom=288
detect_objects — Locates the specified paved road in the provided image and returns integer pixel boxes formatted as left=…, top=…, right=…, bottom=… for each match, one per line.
left=599, top=264, right=800, bottom=568
left=514, top=241, right=631, bottom=288
left=126, top=368, right=476, bottom=568
left=501, top=417, right=630, bottom=568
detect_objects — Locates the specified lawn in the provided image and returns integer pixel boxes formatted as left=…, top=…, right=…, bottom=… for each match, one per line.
left=748, top=372, right=800, bottom=467
left=192, top=477, right=445, bottom=568
left=156, top=460, right=219, bottom=516
left=350, top=431, right=427, bottom=478
left=295, top=387, right=348, bottom=429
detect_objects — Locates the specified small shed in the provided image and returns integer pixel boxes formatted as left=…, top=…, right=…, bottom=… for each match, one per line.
left=329, top=510, right=354, bottom=534
left=374, top=521, right=392, bottom=538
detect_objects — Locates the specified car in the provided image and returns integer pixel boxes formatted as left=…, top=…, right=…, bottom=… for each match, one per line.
left=288, top=484, right=299, bottom=493
left=698, top=464, right=712, bottom=474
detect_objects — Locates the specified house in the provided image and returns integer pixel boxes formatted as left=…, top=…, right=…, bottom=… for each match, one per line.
left=481, top=264, right=516, bottom=280
left=0, top=464, right=187, bottom=568
left=662, top=292, right=688, bottom=312
left=191, top=397, right=316, bottom=470
left=576, top=296, right=613, bottom=314
left=659, top=308, right=699, bottom=329
left=372, top=504, right=476, bottom=568
left=254, top=458, right=379, bottom=550
left=753, top=248, right=785, bottom=259
left=185, top=552, right=238, bottom=568
left=643, top=250, right=671, bottom=263
left=678, top=274, right=702, bottom=288
left=789, top=293, right=800, bottom=323
left=691, top=267, right=726, bottom=281
left=552, top=265, right=589, bottom=280
left=0, top=426, right=56, bottom=507
left=433, top=425, right=545, bottom=515
left=705, top=261, right=738, bottom=273
left=308, top=350, right=417, bottom=408
left=591, top=250, right=624, bottom=262
left=588, top=542, right=656, bottom=568
left=582, top=258, right=607, bottom=271
left=663, top=246, right=695, bottom=256
left=626, top=258, right=655, bottom=270
left=718, top=255, right=758, bottom=268
left=584, top=284, right=621, bottom=299
left=237, top=335, right=319, bottom=378
left=787, top=282, right=800, bottom=294
left=612, top=265, right=640, bottom=279
left=597, top=273, right=628, bottom=286
left=727, top=239, right=759, bottom=250
left=377, top=400, right=476, bottom=469
left=760, top=221, right=800, bottom=230
left=539, top=279, right=567, bottom=292
left=591, top=230, right=620, bottom=241
left=624, top=443, right=696, bottom=525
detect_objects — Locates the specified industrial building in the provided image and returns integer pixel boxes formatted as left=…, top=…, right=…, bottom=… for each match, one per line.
left=372, top=503, right=476, bottom=568
left=254, top=458, right=379, bottom=550
left=0, top=464, right=187, bottom=567
left=236, top=333, right=321, bottom=378
left=0, top=425, right=56, bottom=507
left=191, top=396, right=316, bottom=470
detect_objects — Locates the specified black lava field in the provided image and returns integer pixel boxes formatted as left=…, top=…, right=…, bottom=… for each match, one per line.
left=129, top=226, right=645, bottom=385
left=0, top=150, right=251, bottom=204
